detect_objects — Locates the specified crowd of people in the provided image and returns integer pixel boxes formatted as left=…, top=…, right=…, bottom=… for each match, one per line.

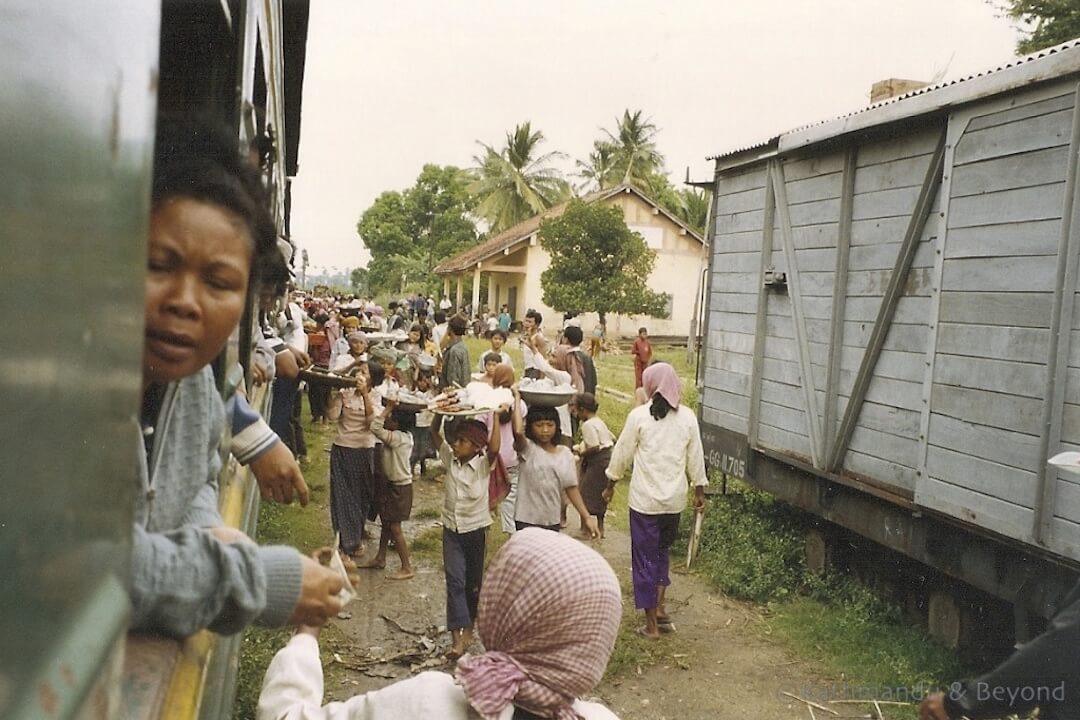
left=131, top=119, right=716, bottom=719
left=129, top=118, right=1080, bottom=720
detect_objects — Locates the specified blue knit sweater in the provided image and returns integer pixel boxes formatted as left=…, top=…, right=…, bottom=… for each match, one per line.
left=130, top=367, right=302, bottom=637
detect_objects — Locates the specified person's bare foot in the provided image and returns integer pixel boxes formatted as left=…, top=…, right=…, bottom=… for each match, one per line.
left=448, top=628, right=472, bottom=659
left=636, top=625, right=661, bottom=640
left=387, top=568, right=415, bottom=580
left=357, top=558, right=385, bottom=569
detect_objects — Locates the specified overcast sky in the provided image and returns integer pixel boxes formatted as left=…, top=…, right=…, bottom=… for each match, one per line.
left=289, top=0, right=1023, bottom=272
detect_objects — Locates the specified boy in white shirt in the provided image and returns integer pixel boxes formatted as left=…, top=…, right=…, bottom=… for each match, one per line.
left=432, top=411, right=501, bottom=657
left=363, top=399, right=415, bottom=580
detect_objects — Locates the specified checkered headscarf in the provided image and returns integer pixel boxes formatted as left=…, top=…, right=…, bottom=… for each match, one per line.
left=455, top=529, right=621, bottom=719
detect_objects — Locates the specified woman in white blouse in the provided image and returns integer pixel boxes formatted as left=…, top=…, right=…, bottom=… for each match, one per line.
left=603, top=362, right=707, bottom=640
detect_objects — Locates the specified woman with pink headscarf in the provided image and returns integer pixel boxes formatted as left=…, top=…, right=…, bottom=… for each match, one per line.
left=603, top=362, right=708, bottom=640
left=256, top=528, right=622, bottom=719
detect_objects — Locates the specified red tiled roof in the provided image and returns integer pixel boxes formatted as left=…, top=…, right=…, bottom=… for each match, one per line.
left=434, top=183, right=704, bottom=274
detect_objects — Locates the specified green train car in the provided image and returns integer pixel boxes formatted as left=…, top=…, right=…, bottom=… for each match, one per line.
left=0, top=2, right=310, bottom=717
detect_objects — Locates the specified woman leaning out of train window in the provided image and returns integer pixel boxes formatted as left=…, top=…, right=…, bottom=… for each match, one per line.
left=132, top=121, right=342, bottom=638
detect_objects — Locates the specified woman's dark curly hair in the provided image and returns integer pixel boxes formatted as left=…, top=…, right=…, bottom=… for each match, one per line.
left=151, top=121, right=284, bottom=290
left=525, top=405, right=562, bottom=443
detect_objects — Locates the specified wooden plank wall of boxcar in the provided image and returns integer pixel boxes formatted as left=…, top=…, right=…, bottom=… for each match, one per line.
left=827, top=128, right=940, bottom=492
left=704, top=126, right=941, bottom=496
left=917, top=83, right=1077, bottom=553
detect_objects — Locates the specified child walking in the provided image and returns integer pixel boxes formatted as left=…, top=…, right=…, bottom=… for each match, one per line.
left=511, top=390, right=600, bottom=538
left=409, top=370, right=436, bottom=476
left=572, top=393, right=615, bottom=538
left=483, top=365, right=525, bottom=534
left=432, top=411, right=502, bottom=658
left=362, top=399, right=415, bottom=580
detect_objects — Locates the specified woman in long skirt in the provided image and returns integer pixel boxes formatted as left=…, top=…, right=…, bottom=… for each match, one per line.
left=329, top=360, right=381, bottom=558
left=602, top=363, right=707, bottom=639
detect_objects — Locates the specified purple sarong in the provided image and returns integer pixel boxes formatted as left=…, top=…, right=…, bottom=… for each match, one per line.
left=629, top=508, right=680, bottom=609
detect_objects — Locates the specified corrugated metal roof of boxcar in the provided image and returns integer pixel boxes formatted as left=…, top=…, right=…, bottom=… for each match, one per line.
left=707, top=38, right=1080, bottom=163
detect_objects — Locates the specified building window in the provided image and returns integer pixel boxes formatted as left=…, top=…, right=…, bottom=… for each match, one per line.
left=628, top=224, right=663, bottom=249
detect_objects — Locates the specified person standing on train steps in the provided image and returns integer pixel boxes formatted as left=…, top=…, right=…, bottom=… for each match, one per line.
left=603, top=362, right=706, bottom=640
left=133, top=121, right=342, bottom=638
left=270, top=284, right=310, bottom=461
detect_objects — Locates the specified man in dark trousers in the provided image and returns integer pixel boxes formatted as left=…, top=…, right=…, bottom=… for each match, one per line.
left=440, top=315, right=471, bottom=390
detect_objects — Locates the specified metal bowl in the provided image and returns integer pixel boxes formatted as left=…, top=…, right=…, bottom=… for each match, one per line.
left=518, top=387, right=576, bottom=408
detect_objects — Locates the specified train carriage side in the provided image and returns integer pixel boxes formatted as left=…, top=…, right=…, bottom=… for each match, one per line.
left=700, top=49, right=1080, bottom=631
left=0, top=2, right=310, bottom=718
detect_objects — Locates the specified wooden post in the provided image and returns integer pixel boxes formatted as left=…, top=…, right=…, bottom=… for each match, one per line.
left=472, top=265, right=482, bottom=316
left=688, top=194, right=713, bottom=364
left=771, top=161, right=824, bottom=469
left=823, top=147, right=856, bottom=463
left=747, top=163, right=776, bottom=450
left=455, top=275, right=463, bottom=310
left=442, top=276, right=450, bottom=305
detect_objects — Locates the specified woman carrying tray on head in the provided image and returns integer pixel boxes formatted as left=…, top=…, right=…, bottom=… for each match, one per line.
left=521, top=334, right=574, bottom=447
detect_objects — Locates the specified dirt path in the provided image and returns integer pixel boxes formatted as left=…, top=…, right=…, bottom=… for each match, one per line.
left=591, top=527, right=832, bottom=720
left=316, top=474, right=834, bottom=719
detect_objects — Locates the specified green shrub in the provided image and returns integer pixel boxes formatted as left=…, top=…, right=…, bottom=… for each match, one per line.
left=681, top=477, right=971, bottom=701
left=678, top=478, right=808, bottom=603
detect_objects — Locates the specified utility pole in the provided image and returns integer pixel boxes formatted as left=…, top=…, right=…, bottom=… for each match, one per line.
left=301, top=248, right=309, bottom=290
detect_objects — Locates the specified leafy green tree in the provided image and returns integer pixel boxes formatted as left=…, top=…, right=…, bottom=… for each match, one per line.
left=350, top=267, right=369, bottom=296
left=539, top=199, right=670, bottom=318
left=357, top=164, right=478, bottom=294
left=999, top=0, right=1080, bottom=54
left=602, top=109, right=666, bottom=188
left=469, top=122, right=571, bottom=233
left=639, top=171, right=682, bottom=215
left=574, top=141, right=620, bottom=192
left=626, top=171, right=712, bottom=236
left=674, top=188, right=711, bottom=235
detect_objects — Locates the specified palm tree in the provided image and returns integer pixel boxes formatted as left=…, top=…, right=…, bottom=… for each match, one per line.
left=675, top=188, right=711, bottom=235
left=469, top=122, right=571, bottom=233
left=574, top=140, right=619, bottom=192
left=603, top=109, right=665, bottom=188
